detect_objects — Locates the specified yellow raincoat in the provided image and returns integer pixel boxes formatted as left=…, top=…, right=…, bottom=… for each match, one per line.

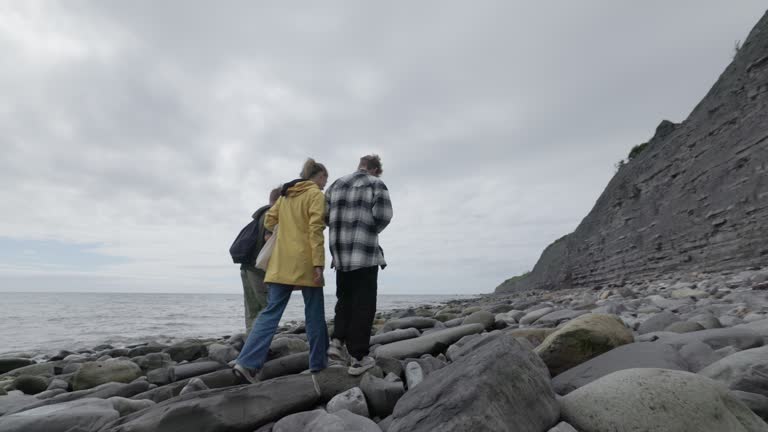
left=264, top=181, right=325, bottom=287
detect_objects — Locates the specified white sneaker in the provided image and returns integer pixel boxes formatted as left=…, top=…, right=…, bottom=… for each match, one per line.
left=348, top=356, right=375, bottom=376
left=232, top=363, right=260, bottom=384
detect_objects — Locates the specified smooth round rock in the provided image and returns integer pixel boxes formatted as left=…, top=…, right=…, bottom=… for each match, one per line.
left=561, top=368, right=768, bottom=432
left=72, top=360, right=143, bottom=391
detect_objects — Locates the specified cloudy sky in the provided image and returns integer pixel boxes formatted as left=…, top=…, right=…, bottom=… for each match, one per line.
left=1, top=2, right=765, bottom=295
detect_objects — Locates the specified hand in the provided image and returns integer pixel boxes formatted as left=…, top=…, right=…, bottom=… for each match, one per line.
left=264, top=232, right=272, bottom=241
left=313, top=267, right=324, bottom=285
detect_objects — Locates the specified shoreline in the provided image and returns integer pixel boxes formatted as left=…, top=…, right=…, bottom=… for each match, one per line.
left=2, top=266, right=768, bottom=431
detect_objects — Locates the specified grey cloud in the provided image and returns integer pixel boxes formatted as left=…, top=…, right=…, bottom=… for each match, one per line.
left=0, top=1, right=765, bottom=293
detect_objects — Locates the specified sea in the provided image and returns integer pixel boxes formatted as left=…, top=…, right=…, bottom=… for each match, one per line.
left=0, top=292, right=477, bottom=356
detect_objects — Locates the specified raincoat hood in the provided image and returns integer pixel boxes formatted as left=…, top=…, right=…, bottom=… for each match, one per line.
left=281, top=179, right=318, bottom=197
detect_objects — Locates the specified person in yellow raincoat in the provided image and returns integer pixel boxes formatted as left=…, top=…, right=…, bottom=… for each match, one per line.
left=233, top=158, right=329, bottom=382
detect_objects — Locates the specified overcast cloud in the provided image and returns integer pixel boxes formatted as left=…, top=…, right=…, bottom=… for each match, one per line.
left=0, top=1, right=765, bottom=294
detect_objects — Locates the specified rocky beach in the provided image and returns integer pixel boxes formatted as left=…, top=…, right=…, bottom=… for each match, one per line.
left=2, top=6, right=768, bottom=432
left=3, top=267, right=768, bottom=431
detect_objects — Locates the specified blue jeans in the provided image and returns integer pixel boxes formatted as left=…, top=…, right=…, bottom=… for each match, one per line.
left=236, top=283, right=328, bottom=372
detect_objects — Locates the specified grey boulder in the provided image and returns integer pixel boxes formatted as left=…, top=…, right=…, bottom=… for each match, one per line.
left=560, top=368, right=768, bottom=432
left=700, top=346, right=768, bottom=394
left=206, top=343, right=239, bottom=364
left=73, top=360, right=143, bottom=391
left=551, top=342, right=689, bottom=395
left=0, top=398, right=120, bottom=432
left=0, top=358, right=35, bottom=375
left=378, top=317, right=441, bottom=334
left=638, top=311, right=681, bottom=335
left=462, top=310, right=495, bottom=330
left=369, top=328, right=420, bottom=346
left=273, top=409, right=381, bottom=432
left=326, top=386, right=369, bottom=418
left=388, top=332, right=559, bottom=432
left=360, top=373, right=405, bottom=418
left=103, top=367, right=361, bottom=432
left=374, top=324, right=484, bottom=359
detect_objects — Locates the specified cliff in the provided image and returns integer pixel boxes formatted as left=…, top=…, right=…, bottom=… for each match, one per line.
left=497, top=11, right=768, bottom=293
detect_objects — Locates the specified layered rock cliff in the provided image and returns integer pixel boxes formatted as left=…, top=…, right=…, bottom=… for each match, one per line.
left=497, top=11, right=768, bottom=293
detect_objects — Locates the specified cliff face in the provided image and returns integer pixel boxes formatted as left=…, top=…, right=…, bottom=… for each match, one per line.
left=497, top=11, right=768, bottom=294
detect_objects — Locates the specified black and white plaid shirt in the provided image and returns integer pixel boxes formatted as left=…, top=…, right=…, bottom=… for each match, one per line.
left=325, top=170, right=393, bottom=271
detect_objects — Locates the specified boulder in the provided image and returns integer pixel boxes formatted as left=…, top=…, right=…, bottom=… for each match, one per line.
left=127, top=343, right=167, bottom=358
left=206, top=343, right=239, bottom=364
left=130, top=369, right=240, bottom=404
left=551, top=342, right=688, bottom=395
left=135, top=352, right=174, bottom=372
left=638, top=311, right=681, bottom=335
left=273, top=409, right=381, bottom=432
left=108, top=396, right=156, bottom=417
left=12, top=375, right=49, bottom=395
left=326, top=387, right=369, bottom=418
left=678, top=341, right=723, bottom=372
left=560, top=368, right=768, bottom=432
left=374, top=357, right=403, bottom=379
left=374, top=324, right=484, bottom=360
left=535, top=310, right=588, bottom=327
left=700, top=346, right=768, bottom=394
left=73, top=360, right=143, bottom=391
left=179, top=377, right=209, bottom=396
left=504, top=327, right=555, bottom=346
left=404, top=362, right=424, bottom=389
left=0, top=398, right=120, bottom=432
left=665, top=321, right=706, bottom=334
left=370, top=328, right=421, bottom=346
left=519, top=307, right=554, bottom=325
left=658, top=327, right=764, bottom=351
left=260, top=352, right=310, bottom=380
left=161, top=340, right=207, bottom=362
left=268, top=337, right=309, bottom=360
left=732, top=391, right=768, bottom=421
left=462, top=310, right=495, bottom=330
left=173, top=361, right=227, bottom=381
left=377, top=317, right=442, bottom=334
left=0, top=358, right=35, bottom=375
left=547, top=422, right=579, bottom=432
left=0, top=361, right=64, bottom=379
left=104, top=367, right=360, bottom=432
left=388, top=332, right=559, bottom=432
left=535, top=314, right=634, bottom=376
left=360, top=373, right=405, bottom=418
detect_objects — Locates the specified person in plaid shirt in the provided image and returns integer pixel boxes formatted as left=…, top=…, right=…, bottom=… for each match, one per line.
left=325, top=154, right=393, bottom=375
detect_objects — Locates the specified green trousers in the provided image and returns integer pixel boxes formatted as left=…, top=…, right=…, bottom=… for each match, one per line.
left=240, top=264, right=268, bottom=333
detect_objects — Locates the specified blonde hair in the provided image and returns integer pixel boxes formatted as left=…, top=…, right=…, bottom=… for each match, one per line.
left=300, top=158, right=328, bottom=180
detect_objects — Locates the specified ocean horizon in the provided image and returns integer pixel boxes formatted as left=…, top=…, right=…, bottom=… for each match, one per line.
left=0, top=291, right=478, bottom=356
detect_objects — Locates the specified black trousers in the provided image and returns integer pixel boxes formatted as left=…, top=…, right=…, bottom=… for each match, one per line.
left=331, top=266, right=378, bottom=360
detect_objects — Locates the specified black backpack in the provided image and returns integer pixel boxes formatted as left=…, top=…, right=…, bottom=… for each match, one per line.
left=229, top=206, right=270, bottom=264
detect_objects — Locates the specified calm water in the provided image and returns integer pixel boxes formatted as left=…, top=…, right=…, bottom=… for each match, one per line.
left=0, top=292, right=473, bottom=355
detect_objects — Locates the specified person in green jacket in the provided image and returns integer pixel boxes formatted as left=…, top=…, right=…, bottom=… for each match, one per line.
left=240, top=187, right=281, bottom=333
left=233, top=158, right=329, bottom=383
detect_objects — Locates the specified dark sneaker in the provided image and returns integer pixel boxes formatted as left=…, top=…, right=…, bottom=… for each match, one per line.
left=232, top=363, right=260, bottom=384
left=348, top=356, right=375, bottom=376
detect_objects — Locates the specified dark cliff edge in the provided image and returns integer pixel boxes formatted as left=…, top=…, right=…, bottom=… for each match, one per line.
left=497, top=11, right=768, bottom=294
